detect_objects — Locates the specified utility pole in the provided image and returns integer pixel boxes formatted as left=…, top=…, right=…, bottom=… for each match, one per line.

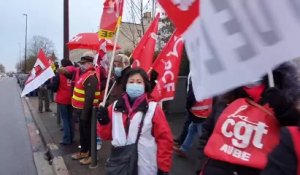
left=64, top=0, right=69, bottom=59
left=23, top=13, right=28, bottom=73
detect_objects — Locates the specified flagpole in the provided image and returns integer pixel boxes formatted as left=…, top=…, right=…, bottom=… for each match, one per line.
left=268, top=70, right=275, bottom=88
left=101, top=25, right=121, bottom=106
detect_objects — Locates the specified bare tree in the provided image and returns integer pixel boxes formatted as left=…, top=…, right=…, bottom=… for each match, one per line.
left=29, top=35, right=55, bottom=58
left=118, top=0, right=153, bottom=51
left=16, top=35, right=56, bottom=73
left=158, top=16, right=175, bottom=51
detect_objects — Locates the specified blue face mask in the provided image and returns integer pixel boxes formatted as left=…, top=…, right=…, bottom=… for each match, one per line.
left=126, top=83, right=145, bottom=99
left=114, top=67, right=123, bottom=77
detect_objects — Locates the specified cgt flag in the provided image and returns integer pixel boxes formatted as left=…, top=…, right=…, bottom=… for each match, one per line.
left=151, top=31, right=184, bottom=102
left=131, top=13, right=160, bottom=72
left=99, top=0, right=124, bottom=39
left=21, top=49, right=55, bottom=97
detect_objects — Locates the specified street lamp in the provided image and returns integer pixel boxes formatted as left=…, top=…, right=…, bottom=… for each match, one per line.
left=23, top=13, right=27, bottom=73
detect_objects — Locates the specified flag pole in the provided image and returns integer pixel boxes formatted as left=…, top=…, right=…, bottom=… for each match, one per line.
left=268, top=70, right=275, bottom=88
left=101, top=25, right=121, bottom=106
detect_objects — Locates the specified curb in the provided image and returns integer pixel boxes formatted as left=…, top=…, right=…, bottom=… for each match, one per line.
left=24, top=97, right=69, bottom=175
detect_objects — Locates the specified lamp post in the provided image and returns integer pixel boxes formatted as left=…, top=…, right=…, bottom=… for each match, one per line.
left=64, top=0, right=69, bottom=59
left=23, top=13, right=28, bottom=73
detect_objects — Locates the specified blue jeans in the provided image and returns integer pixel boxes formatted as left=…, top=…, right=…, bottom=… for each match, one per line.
left=58, top=104, right=73, bottom=144
left=180, top=122, right=203, bottom=152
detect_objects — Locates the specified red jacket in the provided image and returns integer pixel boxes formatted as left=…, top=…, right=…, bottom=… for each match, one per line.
left=98, top=94, right=174, bottom=172
left=55, top=74, right=72, bottom=105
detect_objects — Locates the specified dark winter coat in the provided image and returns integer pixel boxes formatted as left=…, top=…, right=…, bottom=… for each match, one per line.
left=198, top=62, right=300, bottom=175
left=261, top=127, right=298, bottom=175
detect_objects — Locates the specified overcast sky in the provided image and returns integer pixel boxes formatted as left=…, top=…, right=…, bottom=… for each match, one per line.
left=0, top=0, right=103, bottom=72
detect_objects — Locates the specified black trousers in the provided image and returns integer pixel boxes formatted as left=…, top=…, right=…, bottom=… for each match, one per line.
left=38, top=87, right=50, bottom=112
left=79, top=118, right=91, bottom=155
left=176, top=113, right=192, bottom=145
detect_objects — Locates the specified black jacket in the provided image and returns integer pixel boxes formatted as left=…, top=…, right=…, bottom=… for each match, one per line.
left=261, top=127, right=298, bottom=175
left=198, top=62, right=300, bottom=174
left=186, top=81, right=206, bottom=123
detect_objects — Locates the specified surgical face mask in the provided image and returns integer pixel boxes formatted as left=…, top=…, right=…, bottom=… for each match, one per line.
left=79, top=64, right=86, bottom=71
left=126, top=83, right=145, bottom=99
left=114, top=67, right=123, bottom=77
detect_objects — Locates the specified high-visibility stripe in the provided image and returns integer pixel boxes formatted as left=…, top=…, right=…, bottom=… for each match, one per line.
left=74, top=87, right=100, bottom=96
left=74, top=87, right=85, bottom=94
left=73, top=95, right=99, bottom=103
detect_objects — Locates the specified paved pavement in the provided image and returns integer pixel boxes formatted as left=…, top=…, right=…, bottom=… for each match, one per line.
left=26, top=93, right=201, bottom=174
left=0, top=77, right=38, bottom=175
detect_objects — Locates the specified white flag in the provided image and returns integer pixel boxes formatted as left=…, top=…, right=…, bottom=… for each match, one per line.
left=21, top=49, right=55, bottom=97
left=184, top=0, right=300, bottom=100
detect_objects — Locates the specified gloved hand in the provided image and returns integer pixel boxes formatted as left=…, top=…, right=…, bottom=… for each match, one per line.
left=97, top=106, right=110, bottom=125
left=157, top=169, right=168, bottom=175
left=261, top=87, right=291, bottom=116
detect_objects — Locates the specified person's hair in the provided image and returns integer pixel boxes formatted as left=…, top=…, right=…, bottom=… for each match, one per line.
left=122, top=68, right=151, bottom=93
left=61, top=59, right=73, bottom=67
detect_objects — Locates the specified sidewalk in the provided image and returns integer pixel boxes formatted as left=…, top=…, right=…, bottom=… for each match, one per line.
left=26, top=97, right=200, bottom=175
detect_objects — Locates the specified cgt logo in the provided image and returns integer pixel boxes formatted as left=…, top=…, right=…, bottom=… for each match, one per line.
left=221, top=105, right=268, bottom=149
left=171, top=0, right=195, bottom=11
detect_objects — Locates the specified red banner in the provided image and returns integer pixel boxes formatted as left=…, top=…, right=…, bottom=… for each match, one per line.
left=131, top=14, right=160, bottom=72
left=150, top=31, right=184, bottom=101
left=99, top=0, right=124, bottom=39
left=157, top=0, right=199, bottom=34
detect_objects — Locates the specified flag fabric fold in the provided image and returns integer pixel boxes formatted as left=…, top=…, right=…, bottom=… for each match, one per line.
left=21, top=49, right=55, bottom=97
left=150, top=31, right=184, bottom=101
left=131, top=13, right=160, bottom=72
left=99, top=0, right=124, bottom=39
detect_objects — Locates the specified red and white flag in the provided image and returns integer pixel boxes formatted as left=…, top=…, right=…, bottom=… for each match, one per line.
left=131, top=14, right=160, bottom=72
left=157, top=0, right=199, bottom=34
left=160, top=0, right=300, bottom=100
left=21, top=49, right=55, bottom=97
left=99, top=0, right=124, bottom=39
left=150, top=31, right=184, bottom=102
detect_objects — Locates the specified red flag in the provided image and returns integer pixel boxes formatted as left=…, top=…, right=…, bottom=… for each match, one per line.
left=158, top=0, right=199, bottom=34
left=150, top=31, right=184, bottom=101
left=99, top=0, right=124, bottom=39
left=21, top=49, right=55, bottom=97
left=131, top=14, right=160, bottom=72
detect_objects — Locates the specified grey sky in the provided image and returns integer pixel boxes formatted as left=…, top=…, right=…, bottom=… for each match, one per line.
left=0, top=0, right=102, bottom=72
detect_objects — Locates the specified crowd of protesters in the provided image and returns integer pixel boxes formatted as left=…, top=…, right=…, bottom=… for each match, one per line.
left=29, top=51, right=300, bottom=175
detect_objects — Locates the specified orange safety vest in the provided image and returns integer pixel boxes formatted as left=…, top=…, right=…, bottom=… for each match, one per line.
left=204, top=98, right=280, bottom=170
left=288, top=127, right=300, bottom=175
left=190, top=98, right=213, bottom=118
left=72, top=69, right=101, bottom=109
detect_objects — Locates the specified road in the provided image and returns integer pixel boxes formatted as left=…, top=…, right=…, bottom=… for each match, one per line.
left=0, top=77, right=37, bottom=175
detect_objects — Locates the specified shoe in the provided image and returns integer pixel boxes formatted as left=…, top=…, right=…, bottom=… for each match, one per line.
left=71, top=152, right=89, bottom=160
left=174, top=146, right=187, bottom=158
left=80, top=157, right=92, bottom=165
left=45, top=109, right=52, bottom=112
